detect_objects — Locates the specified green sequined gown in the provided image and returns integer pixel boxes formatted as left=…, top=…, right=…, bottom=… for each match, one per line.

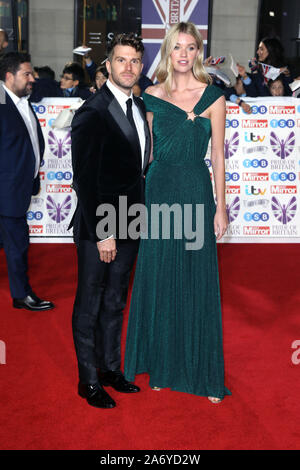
left=124, top=85, right=231, bottom=399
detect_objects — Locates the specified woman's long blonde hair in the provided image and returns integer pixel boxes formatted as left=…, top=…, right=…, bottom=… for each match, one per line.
left=155, top=22, right=212, bottom=95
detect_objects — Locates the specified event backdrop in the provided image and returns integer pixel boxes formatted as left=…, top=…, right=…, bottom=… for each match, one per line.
left=141, top=0, right=211, bottom=81
left=28, top=96, right=300, bottom=243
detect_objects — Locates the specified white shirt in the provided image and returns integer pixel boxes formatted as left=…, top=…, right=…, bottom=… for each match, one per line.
left=99, top=80, right=146, bottom=243
left=106, top=79, right=146, bottom=168
left=3, top=84, right=40, bottom=178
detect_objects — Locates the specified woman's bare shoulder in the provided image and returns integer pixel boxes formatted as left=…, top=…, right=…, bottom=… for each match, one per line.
left=144, top=84, right=165, bottom=98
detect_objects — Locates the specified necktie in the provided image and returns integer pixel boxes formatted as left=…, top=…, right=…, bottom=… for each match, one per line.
left=126, top=98, right=141, bottom=157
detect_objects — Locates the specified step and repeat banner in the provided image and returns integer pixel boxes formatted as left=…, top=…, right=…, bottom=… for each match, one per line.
left=28, top=96, right=300, bottom=243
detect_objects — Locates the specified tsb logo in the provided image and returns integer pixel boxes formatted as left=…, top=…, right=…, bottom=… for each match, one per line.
left=270, top=119, right=294, bottom=128
left=243, top=159, right=268, bottom=168
left=271, top=172, right=296, bottom=182
left=47, top=171, right=72, bottom=181
left=244, top=212, right=269, bottom=222
left=32, top=104, right=46, bottom=114
left=27, top=211, right=43, bottom=221
left=225, top=172, right=240, bottom=181
left=225, top=119, right=239, bottom=128
left=247, top=105, right=267, bottom=115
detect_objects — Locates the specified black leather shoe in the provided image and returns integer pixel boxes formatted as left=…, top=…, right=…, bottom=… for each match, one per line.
left=13, top=292, right=54, bottom=311
left=78, top=382, right=116, bottom=409
left=98, top=370, right=140, bottom=393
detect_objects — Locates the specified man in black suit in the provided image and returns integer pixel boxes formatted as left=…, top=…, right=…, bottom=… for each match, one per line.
left=0, top=52, right=54, bottom=311
left=70, top=33, right=150, bottom=409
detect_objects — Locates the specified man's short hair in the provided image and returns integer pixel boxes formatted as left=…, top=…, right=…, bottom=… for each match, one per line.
left=62, top=62, right=85, bottom=85
left=35, top=65, right=55, bottom=81
left=107, top=33, right=144, bottom=62
left=0, top=52, right=31, bottom=81
left=0, top=28, right=9, bottom=43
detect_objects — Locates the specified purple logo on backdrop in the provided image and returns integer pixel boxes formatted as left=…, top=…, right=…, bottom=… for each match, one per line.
left=142, top=0, right=210, bottom=80
left=226, top=196, right=240, bottom=222
left=271, top=196, right=297, bottom=225
left=46, top=195, right=72, bottom=223
left=270, top=131, right=295, bottom=159
left=224, top=131, right=239, bottom=159
left=48, top=130, right=71, bottom=158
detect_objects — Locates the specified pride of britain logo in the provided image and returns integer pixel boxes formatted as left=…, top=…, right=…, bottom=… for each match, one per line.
left=226, top=196, right=240, bottom=222
left=46, top=195, right=72, bottom=223
left=48, top=130, right=71, bottom=158
left=270, top=131, right=295, bottom=159
left=224, top=132, right=239, bottom=159
left=271, top=196, right=297, bottom=225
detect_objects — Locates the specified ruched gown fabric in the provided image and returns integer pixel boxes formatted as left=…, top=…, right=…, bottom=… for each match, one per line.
left=124, top=85, right=231, bottom=399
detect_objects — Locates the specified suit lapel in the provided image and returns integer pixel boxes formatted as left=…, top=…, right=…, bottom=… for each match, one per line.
left=29, top=101, right=45, bottom=159
left=134, top=95, right=151, bottom=173
left=103, top=84, right=140, bottom=164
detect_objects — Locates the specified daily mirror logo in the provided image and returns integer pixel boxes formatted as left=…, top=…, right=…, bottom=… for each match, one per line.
left=242, top=173, right=269, bottom=181
left=242, top=120, right=268, bottom=128
left=269, top=106, right=295, bottom=114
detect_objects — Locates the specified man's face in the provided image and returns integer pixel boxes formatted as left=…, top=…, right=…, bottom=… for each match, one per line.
left=60, top=73, right=78, bottom=89
left=106, top=45, right=143, bottom=94
left=5, top=62, right=35, bottom=98
left=0, top=32, right=8, bottom=50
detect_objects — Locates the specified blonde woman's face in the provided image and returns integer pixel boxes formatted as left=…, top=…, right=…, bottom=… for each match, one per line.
left=170, top=32, right=199, bottom=72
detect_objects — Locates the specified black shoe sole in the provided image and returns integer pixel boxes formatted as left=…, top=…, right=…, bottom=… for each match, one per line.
left=78, top=389, right=116, bottom=409
left=99, top=381, right=140, bottom=393
left=13, top=304, right=54, bottom=311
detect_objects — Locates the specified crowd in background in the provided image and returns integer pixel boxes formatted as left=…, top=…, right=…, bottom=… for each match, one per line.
left=1, top=27, right=299, bottom=109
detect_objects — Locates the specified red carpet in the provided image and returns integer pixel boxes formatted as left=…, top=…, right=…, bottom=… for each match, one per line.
left=0, top=243, right=300, bottom=450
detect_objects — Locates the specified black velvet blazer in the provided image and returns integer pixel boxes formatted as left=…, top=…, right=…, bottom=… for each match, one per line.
left=70, top=82, right=151, bottom=242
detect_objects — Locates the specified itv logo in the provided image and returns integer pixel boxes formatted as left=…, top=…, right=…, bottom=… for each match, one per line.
left=244, top=132, right=266, bottom=143
left=245, top=185, right=267, bottom=195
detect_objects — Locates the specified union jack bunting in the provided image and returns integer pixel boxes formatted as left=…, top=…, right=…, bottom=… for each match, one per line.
left=142, top=0, right=210, bottom=81
left=259, top=62, right=281, bottom=83
left=211, top=56, right=226, bottom=65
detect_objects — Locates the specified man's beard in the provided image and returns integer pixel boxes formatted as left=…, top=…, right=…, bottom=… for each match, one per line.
left=111, top=71, right=137, bottom=90
left=14, top=85, right=32, bottom=98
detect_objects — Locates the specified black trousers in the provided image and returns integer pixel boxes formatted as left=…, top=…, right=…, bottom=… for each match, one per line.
left=72, top=238, right=139, bottom=384
left=0, top=215, right=31, bottom=298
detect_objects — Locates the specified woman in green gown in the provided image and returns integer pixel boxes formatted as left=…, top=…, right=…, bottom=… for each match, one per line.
left=124, top=22, right=231, bottom=403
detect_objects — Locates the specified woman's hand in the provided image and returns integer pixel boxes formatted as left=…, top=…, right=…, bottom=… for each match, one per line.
left=214, top=208, right=228, bottom=241
left=280, top=66, right=290, bottom=76
left=237, top=63, right=247, bottom=79
left=241, top=101, right=252, bottom=114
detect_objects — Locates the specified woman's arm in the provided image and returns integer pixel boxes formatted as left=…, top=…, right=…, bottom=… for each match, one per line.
left=209, top=95, right=228, bottom=240
left=146, top=111, right=154, bottom=164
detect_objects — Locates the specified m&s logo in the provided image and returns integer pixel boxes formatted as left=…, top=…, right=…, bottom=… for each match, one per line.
left=245, top=132, right=266, bottom=143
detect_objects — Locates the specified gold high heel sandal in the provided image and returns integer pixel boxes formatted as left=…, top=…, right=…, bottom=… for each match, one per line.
left=208, top=396, right=222, bottom=404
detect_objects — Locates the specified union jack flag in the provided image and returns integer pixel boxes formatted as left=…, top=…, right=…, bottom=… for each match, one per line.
left=142, top=0, right=210, bottom=81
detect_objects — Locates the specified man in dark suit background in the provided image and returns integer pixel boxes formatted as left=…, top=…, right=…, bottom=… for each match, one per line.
left=71, top=33, right=150, bottom=409
left=60, top=62, right=92, bottom=100
left=0, top=52, right=54, bottom=311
